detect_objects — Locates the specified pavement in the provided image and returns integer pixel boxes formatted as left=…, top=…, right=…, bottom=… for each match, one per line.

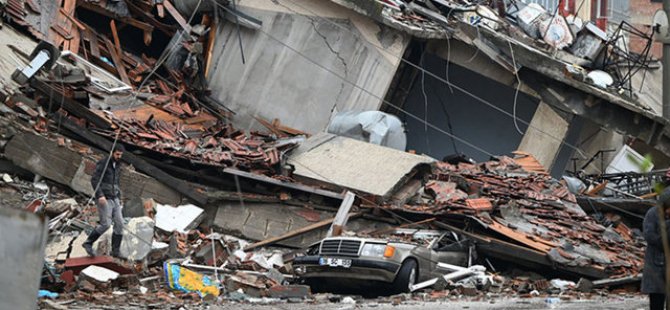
left=209, top=296, right=648, bottom=310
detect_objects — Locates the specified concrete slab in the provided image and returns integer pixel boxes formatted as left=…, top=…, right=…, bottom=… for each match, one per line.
left=287, top=133, right=434, bottom=199
left=213, top=202, right=391, bottom=248
left=5, top=132, right=183, bottom=205
left=80, top=265, right=119, bottom=283
left=155, top=204, right=204, bottom=233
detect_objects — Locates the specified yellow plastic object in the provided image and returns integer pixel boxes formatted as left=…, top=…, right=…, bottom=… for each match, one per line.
left=164, top=262, right=220, bottom=297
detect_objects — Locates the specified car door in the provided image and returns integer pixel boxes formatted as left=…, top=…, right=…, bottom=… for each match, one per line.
left=429, top=232, right=469, bottom=278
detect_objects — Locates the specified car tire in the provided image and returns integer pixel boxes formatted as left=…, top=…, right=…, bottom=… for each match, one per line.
left=392, top=259, right=418, bottom=293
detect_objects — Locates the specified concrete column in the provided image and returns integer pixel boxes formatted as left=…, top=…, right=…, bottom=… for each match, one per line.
left=517, top=102, right=570, bottom=170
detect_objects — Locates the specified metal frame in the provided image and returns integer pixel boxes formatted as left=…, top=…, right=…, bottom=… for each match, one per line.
left=598, top=21, right=655, bottom=98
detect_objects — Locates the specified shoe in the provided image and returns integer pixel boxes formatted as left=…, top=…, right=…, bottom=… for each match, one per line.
left=83, top=230, right=101, bottom=257
left=111, top=233, right=123, bottom=258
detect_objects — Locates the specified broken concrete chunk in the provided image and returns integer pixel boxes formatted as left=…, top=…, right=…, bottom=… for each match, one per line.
left=44, top=232, right=77, bottom=263
left=120, top=217, right=155, bottom=261
left=97, top=217, right=155, bottom=261
left=2, top=173, right=13, bottom=183
left=268, top=285, right=311, bottom=299
left=69, top=232, right=90, bottom=259
left=155, top=204, right=204, bottom=233
left=80, top=265, right=120, bottom=283
left=45, top=198, right=78, bottom=216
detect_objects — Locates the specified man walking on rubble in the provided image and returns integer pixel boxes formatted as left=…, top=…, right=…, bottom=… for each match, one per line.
left=82, top=144, right=125, bottom=258
left=643, top=187, right=670, bottom=310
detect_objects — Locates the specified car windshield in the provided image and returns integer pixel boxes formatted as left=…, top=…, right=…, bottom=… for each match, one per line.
left=433, top=231, right=468, bottom=252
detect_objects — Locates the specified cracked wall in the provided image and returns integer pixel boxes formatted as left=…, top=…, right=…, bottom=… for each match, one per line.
left=208, top=0, right=409, bottom=133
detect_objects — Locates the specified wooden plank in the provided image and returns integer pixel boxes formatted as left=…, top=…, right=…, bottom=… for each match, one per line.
left=57, top=117, right=208, bottom=204
left=157, top=3, right=165, bottom=18
left=59, top=8, right=86, bottom=30
left=110, top=20, right=123, bottom=60
left=83, top=29, right=100, bottom=58
left=586, top=181, right=609, bottom=197
left=244, top=212, right=362, bottom=251
left=103, top=39, right=131, bottom=86
left=202, top=14, right=217, bottom=78
left=50, top=25, right=73, bottom=40
left=328, top=191, right=356, bottom=237
left=48, top=0, right=64, bottom=47
left=62, top=0, right=79, bottom=53
left=163, top=0, right=192, bottom=35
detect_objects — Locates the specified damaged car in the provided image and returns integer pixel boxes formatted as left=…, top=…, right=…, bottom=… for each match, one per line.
left=293, top=230, right=470, bottom=293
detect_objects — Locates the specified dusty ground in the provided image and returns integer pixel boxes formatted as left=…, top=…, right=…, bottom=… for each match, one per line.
left=42, top=296, right=647, bottom=310
left=212, top=297, right=646, bottom=310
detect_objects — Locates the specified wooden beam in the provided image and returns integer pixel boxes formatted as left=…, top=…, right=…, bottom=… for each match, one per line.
left=586, top=181, right=609, bottom=197
left=59, top=8, right=86, bottom=30
left=82, top=29, right=100, bottom=58
left=203, top=14, right=217, bottom=78
left=103, top=39, right=131, bottom=86
left=244, top=212, right=362, bottom=251
left=57, top=117, right=209, bottom=204
left=328, top=191, right=356, bottom=237
left=109, top=20, right=123, bottom=61
left=163, top=0, right=192, bottom=36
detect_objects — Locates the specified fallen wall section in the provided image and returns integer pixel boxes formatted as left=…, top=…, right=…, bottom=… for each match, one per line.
left=208, top=0, right=409, bottom=133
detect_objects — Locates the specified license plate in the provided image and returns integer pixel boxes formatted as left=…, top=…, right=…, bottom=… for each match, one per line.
left=319, top=257, right=352, bottom=268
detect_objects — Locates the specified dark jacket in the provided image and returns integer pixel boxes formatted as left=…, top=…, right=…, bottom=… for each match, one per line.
left=642, top=206, right=670, bottom=294
left=90, top=157, right=122, bottom=199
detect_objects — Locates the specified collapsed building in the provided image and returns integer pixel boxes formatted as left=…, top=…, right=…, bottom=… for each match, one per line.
left=0, top=0, right=661, bottom=308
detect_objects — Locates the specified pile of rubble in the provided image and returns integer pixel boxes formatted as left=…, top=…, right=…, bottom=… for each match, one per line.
left=0, top=0, right=651, bottom=308
left=360, top=0, right=655, bottom=102
left=37, top=194, right=314, bottom=308
left=376, top=153, right=644, bottom=278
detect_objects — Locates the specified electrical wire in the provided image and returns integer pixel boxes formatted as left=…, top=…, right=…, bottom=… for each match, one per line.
left=508, top=40, right=524, bottom=136
left=215, top=2, right=497, bottom=159
left=56, top=0, right=205, bottom=242
left=419, top=45, right=432, bottom=155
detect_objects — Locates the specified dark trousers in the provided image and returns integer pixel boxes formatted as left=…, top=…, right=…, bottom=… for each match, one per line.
left=651, top=293, right=666, bottom=310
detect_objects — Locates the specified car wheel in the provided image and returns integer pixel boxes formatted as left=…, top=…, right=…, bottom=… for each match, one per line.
left=392, top=259, right=418, bottom=293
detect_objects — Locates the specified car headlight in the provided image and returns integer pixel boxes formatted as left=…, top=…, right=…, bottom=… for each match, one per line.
left=361, top=243, right=389, bottom=257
